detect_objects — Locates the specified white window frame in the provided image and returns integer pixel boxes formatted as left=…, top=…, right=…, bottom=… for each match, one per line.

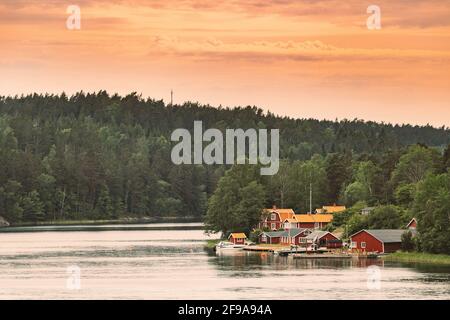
left=261, top=234, right=267, bottom=242
left=271, top=213, right=277, bottom=221
left=361, top=242, right=366, bottom=249
left=351, top=241, right=357, bottom=248
left=271, top=223, right=276, bottom=230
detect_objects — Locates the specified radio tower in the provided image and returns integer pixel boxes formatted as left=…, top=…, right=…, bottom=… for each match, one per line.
left=170, top=89, right=173, bottom=106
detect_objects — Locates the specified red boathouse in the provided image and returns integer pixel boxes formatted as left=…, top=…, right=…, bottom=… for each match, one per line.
left=350, top=229, right=405, bottom=253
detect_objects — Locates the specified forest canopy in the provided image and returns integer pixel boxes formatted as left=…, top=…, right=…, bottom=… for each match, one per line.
left=0, top=91, right=449, bottom=224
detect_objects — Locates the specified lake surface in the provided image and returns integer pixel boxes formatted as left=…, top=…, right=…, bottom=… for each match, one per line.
left=0, top=223, right=449, bottom=300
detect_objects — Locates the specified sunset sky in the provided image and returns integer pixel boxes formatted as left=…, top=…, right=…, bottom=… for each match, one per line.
left=1, top=0, right=449, bottom=126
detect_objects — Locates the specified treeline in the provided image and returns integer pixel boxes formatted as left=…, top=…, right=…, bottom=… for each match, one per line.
left=0, top=92, right=449, bottom=225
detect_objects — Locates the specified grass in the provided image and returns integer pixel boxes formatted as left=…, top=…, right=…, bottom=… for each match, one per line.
left=384, top=251, right=450, bottom=265
left=205, top=239, right=221, bottom=249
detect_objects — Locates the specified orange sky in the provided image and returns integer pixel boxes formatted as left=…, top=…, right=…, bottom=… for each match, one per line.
left=1, top=0, right=450, bottom=126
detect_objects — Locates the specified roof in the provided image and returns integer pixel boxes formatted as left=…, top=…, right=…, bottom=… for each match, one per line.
left=351, top=229, right=406, bottom=243
left=264, top=208, right=295, bottom=221
left=228, top=233, right=247, bottom=239
left=305, top=231, right=338, bottom=240
left=284, top=218, right=298, bottom=223
left=261, top=228, right=310, bottom=238
left=322, top=205, right=346, bottom=213
left=261, top=231, right=285, bottom=238
left=280, top=228, right=310, bottom=237
left=294, top=214, right=333, bottom=223
left=406, top=218, right=417, bottom=228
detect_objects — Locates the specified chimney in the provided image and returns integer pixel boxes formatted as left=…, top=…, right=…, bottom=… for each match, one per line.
left=272, top=205, right=277, bottom=210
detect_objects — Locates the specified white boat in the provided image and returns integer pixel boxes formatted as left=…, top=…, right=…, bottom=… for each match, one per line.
left=215, top=241, right=246, bottom=251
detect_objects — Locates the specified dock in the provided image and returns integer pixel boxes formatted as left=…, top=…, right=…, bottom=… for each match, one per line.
left=243, top=246, right=279, bottom=253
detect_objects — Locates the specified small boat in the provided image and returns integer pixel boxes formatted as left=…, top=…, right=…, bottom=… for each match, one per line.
left=215, top=241, right=246, bottom=251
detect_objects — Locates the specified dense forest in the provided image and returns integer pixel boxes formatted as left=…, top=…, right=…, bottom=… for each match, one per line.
left=0, top=92, right=449, bottom=230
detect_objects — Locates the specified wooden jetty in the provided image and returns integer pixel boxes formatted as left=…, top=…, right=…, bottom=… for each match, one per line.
left=243, top=246, right=283, bottom=253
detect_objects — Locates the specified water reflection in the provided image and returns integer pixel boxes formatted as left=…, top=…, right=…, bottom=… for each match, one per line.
left=213, top=251, right=388, bottom=270
left=0, top=227, right=449, bottom=299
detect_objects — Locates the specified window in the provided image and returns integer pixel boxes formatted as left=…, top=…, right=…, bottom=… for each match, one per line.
left=261, top=234, right=267, bottom=242
left=361, top=242, right=366, bottom=249
left=271, top=223, right=276, bottom=230
left=271, top=213, right=277, bottom=221
left=351, top=241, right=357, bottom=248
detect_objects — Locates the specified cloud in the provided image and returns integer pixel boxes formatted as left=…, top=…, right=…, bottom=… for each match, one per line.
left=147, top=36, right=450, bottom=65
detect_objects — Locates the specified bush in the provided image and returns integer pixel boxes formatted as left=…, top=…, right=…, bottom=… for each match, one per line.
left=401, top=231, right=415, bottom=252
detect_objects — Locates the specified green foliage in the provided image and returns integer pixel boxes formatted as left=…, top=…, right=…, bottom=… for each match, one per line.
left=413, top=172, right=450, bottom=254
left=343, top=181, right=369, bottom=207
left=401, top=231, right=416, bottom=252
left=205, top=165, right=266, bottom=236
left=21, top=191, right=45, bottom=222
left=394, top=183, right=416, bottom=207
left=285, top=155, right=329, bottom=212
left=391, top=145, right=440, bottom=186
left=325, top=153, right=353, bottom=203
left=0, top=93, right=449, bottom=226
left=332, top=201, right=366, bottom=228
left=367, top=205, right=403, bottom=229
left=347, top=214, right=369, bottom=237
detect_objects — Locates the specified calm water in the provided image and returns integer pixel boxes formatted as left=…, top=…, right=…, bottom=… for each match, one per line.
left=0, top=224, right=449, bottom=300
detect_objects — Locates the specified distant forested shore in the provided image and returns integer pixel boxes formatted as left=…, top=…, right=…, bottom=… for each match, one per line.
left=0, top=92, right=449, bottom=228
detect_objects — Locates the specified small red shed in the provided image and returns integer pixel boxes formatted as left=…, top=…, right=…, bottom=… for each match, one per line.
left=228, top=233, right=247, bottom=245
left=350, top=229, right=405, bottom=253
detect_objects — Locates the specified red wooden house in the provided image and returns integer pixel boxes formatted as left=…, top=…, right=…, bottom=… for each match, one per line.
left=350, top=229, right=405, bottom=253
left=300, top=231, right=342, bottom=249
left=259, top=228, right=312, bottom=245
left=259, top=207, right=295, bottom=231
left=228, top=233, right=247, bottom=245
left=259, top=231, right=284, bottom=244
left=295, top=214, right=333, bottom=229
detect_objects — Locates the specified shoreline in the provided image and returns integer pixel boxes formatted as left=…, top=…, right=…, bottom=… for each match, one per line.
left=383, top=252, right=450, bottom=265
left=0, top=218, right=205, bottom=233
left=1, top=216, right=202, bottom=228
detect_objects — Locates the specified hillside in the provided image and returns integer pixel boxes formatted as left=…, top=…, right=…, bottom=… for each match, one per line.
left=0, top=92, right=449, bottom=223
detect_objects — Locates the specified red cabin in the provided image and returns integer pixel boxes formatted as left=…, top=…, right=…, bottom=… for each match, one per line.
left=350, top=229, right=405, bottom=253
left=301, top=231, right=342, bottom=249
left=259, top=207, right=295, bottom=231
left=259, top=229, right=313, bottom=245
left=228, top=233, right=247, bottom=245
